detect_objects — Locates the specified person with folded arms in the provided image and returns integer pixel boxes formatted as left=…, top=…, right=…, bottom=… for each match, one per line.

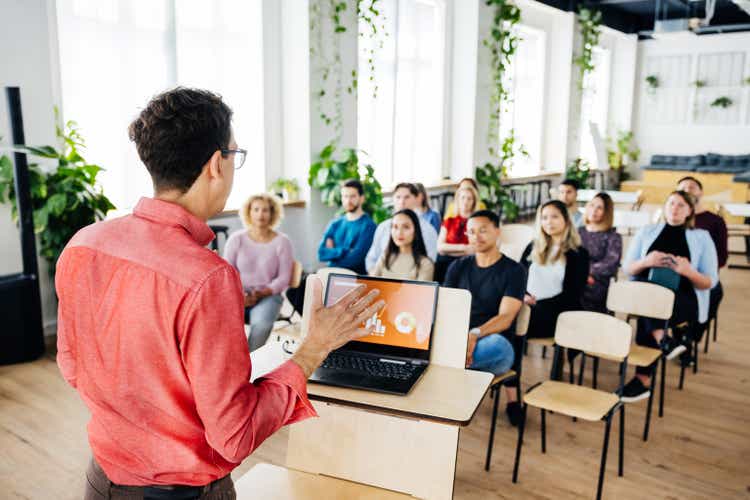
left=620, top=190, right=717, bottom=402
left=224, top=193, right=293, bottom=351
left=370, top=209, right=434, bottom=281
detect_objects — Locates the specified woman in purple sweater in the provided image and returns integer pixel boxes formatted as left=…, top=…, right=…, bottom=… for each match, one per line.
left=224, top=193, right=294, bottom=351
left=578, top=192, right=622, bottom=313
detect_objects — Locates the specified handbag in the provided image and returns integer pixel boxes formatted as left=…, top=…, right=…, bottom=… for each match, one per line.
left=648, top=266, right=680, bottom=291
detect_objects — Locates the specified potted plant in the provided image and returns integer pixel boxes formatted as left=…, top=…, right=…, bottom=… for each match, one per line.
left=308, top=143, right=389, bottom=223
left=565, top=157, right=591, bottom=188
left=606, top=130, right=640, bottom=188
left=268, top=177, right=300, bottom=202
left=710, top=96, right=733, bottom=109
left=0, top=113, right=115, bottom=276
left=475, top=132, right=525, bottom=222
left=645, top=75, right=659, bottom=94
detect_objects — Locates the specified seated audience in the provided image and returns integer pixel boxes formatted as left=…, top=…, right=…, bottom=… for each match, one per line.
left=520, top=200, right=589, bottom=346
left=224, top=193, right=293, bottom=351
left=557, top=179, right=583, bottom=227
left=435, top=184, right=479, bottom=282
left=366, top=182, right=438, bottom=272
left=370, top=209, right=434, bottom=281
left=318, top=179, right=377, bottom=274
left=621, top=190, right=717, bottom=402
left=444, top=210, right=527, bottom=425
left=578, top=192, right=622, bottom=313
left=444, top=177, right=487, bottom=217
left=414, top=182, right=442, bottom=234
left=677, top=176, right=727, bottom=333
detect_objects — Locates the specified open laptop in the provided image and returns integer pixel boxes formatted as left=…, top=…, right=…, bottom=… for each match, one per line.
left=309, top=274, right=439, bottom=395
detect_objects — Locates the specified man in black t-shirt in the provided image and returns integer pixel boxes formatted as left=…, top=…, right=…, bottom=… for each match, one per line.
left=444, top=210, right=527, bottom=425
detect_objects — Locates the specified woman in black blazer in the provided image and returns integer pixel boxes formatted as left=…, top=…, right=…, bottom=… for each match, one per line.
left=520, top=200, right=590, bottom=342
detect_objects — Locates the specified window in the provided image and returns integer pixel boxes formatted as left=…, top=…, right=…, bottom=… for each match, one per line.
left=56, top=0, right=264, bottom=211
left=578, top=47, right=611, bottom=170
left=357, top=0, right=447, bottom=188
left=498, top=24, right=546, bottom=178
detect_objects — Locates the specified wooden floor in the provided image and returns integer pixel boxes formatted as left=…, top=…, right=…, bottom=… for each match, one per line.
left=2, top=257, right=749, bottom=499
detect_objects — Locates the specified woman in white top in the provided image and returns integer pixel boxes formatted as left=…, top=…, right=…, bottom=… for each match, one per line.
left=370, top=209, right=434, bottom=281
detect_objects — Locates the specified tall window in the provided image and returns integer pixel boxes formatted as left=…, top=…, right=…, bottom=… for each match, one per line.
left=578, top=47, right=611, bottom=170
left=56, top=0, right=264, bottom=211
left=357, top=0, right=447, bottom=188
left=498, top=24, right=546, bottom=178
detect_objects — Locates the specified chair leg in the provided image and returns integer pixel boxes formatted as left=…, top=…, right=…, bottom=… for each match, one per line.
left=593, top=357, right=599, bottom=390
left=643, top=365, right=656, bottom=441
left=704, top=320, right=710, bottom=354
left=619, top=405, right=625, bottom=477
left=512, top=404, right=527, bottom=483
left=542, top=346, right=547, bottom=359
left=485, top=386, right=500, bottom=471
left=578, top=354, right=586, bottom=386
left=659, top=356, right=666, bottom=418
left=692, top=339, right=698, bottom=374
left=713, top=314, right=718, bottom=342
left=597, top=414, right=613, bottom=500
left=679, top=360, right=686, bottom=390
left=541, top=408, right=547, bottom=453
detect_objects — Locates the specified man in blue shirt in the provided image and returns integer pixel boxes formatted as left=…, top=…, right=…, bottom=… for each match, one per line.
left=318, top=179, right=377, bottom=274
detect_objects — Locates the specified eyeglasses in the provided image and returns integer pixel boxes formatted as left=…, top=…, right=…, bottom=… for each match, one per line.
left=221, top=148, right=247, bottom=170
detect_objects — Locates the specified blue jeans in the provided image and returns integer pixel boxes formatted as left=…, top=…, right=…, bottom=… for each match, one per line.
left=244, top=294, right=283, bottom=352
left=469, top=333, right=515, bottom=375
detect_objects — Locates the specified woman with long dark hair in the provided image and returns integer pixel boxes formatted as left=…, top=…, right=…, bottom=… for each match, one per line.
left=370, top=209, right=435, bottom=281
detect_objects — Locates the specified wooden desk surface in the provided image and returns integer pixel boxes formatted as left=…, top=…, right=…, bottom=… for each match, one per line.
left=235, top=463, right=410, bottom=499
left=307, top=364, right=492, bottom=426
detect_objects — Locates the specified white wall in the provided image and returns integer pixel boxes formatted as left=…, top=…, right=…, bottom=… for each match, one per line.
left=0, top=0, right=61, bottom=333
left=633, top=32, right=750, bottom=175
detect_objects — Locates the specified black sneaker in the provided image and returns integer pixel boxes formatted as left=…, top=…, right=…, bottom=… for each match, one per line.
left=620, top=377, right=651, bottom=403
left=505, top=401, right=523, bottom=427
left=661, top=335, right=687, bottom=361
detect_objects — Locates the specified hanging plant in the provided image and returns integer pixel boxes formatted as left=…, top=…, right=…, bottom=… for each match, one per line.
left=710, top=96, right=733, bottom=108
left=573, top=7, right=602, bottom=90
left=645, top=75, right=659, bottom=94
left=357, top=0, right=387, bottom=99
left=483, top=0, right=521, bottom=157
left=743, top=76, right=750, bottom=86
left=692, top=79, right=707, bottom=88
left=308, top=143, right=389, bottom=223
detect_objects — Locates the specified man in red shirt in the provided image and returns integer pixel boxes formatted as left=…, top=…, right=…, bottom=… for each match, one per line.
left=56, top=88, right=384, bottom=499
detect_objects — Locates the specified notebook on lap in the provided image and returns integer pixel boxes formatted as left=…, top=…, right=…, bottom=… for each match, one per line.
left=308, top=274, right=439, bottom=395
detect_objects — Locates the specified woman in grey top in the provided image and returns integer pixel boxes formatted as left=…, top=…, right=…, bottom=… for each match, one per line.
left=578, top=192, right=622, bottom=313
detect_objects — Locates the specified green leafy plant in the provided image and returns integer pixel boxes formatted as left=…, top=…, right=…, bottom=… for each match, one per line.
left=565, top=157, right=591, bottom=188
left=483, top=0, right=522, bottom=157
left=0, top=114, right=115, bottom=274
left=606, top=130, right=639, bottom=187
left=573, top=7, right=602, bottom=90
left=743, top=76, right=750, bottom=86
left=711, top=96, right=733, bottom=108
left=308, top=143, right=389, bottom=223
left=475, top=130, right=526, bottom=222
left=693, top=79, right=707, bottom=88
left=268, top=177, right=300, bottom=201
left=645, top=75, right=659, bottom=93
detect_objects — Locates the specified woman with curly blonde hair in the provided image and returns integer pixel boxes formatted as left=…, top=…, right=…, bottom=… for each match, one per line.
left=223, top=193, right=294, bottom=351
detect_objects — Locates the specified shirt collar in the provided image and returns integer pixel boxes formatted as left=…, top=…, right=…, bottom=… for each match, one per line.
left=133, top=197, right=215, bottom=247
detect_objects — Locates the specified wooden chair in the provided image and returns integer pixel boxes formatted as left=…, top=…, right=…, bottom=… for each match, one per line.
left=497, top=224, right=534, bottom=262
left=578, top=281, right=674, bottom=441
left=235, top=463, right=410, bottom=499
left=513, top=311, right=631, bottom=500
left=484, top=304, right=530, bottom=471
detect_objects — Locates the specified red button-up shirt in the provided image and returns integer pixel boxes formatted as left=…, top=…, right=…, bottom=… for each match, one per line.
left=56, top=197, right=315, bottom=486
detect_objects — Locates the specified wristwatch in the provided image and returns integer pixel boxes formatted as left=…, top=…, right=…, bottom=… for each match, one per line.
left=469, top=327, right=481, bottom=337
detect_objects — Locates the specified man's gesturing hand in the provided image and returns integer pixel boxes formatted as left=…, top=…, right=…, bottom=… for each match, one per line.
left=292, top=276, right=385, bottom=378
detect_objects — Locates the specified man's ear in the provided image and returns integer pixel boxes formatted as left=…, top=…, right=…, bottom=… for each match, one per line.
left=205, top=150, right=223, bottom=180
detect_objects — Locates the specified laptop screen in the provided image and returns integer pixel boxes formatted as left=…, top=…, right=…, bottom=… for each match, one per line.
left=324, top=274, right=439, bottom=361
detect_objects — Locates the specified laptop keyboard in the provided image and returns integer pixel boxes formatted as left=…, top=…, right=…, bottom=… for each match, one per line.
left=321, top=353, right=418, bottom=380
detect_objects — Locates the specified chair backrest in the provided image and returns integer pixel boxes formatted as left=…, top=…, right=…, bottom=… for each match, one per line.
left=289, top=260, right=303, bottom=289
left=316, top=267, right=356, bottom=293
left=515, top=304, right=531, bottom=336
left=606, top=281, right=675, bottom=320
left=555, top=311, right=632, bottom=360
left=498, top=224, right=534, bottom=246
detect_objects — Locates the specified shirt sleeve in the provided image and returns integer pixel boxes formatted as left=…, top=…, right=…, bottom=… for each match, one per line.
left=622, top=226, right=647, bottom=278
left=222, top=233, right=240, bottom=269
left=713, top=216, right=728, bottom=268
left=417, top=257, right=435, bottom=281
left=443, top=258, right=461, bottom=288
left=55, top=248, right=77, bottom=388
left=178, top=266, right=316, bottom=464
left=504, top=263, right=527, bottom=301
left=317, top=220, right=345, bottom=262
left=366, top=223, right=386, bottom=273
left=267, top=236, right=294, bottom=295
left=696, top=231, right=719, bottom=289
left=589, top=232, right=622, bottom=282
left=338, top=218, right=376, bottom=271
left=421, top=222, right=438, bottom=261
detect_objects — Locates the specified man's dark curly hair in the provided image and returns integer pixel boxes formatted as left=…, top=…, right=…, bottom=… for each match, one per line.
left=128, top=87, right=233, bottom=193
